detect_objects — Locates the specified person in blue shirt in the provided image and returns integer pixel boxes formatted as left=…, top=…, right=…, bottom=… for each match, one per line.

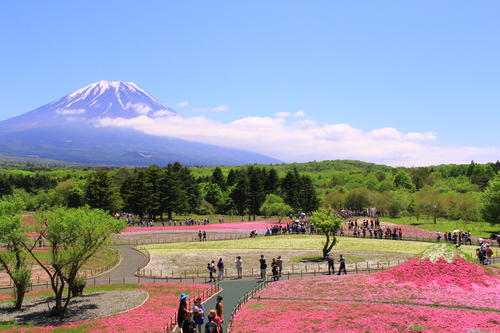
left=192, top=297, right=205, bottom=333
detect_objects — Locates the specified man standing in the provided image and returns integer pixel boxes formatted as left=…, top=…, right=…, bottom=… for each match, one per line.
left=259, top=255, right=267, bottom=280
left=337, top=254, right=347, bottom=275
left=436, top=231, right=441, bottom=242
left=202, top=231, right=207, bottom=241
left=217, top=258, right=224, bottom=281
left=198, top=230, right=202, bottom=242
left=276, top=256, right=283, bottom=277
left=326, top=252, right=335, bottom=275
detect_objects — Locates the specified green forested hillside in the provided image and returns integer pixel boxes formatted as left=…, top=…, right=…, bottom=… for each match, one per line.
left=0, top=160, right=499, bottom=229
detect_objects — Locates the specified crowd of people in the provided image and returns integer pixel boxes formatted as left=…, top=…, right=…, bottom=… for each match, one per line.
left=178, top=294, right=224, bottom=333
left=435, top=231, right=472, bottom=245
left=206, top=254, right=284, bottom=283
left=476, top=239, right=494, bottom=265
left=340, top=219, right=404, bottom=240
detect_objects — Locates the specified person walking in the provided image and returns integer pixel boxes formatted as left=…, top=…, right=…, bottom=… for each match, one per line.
left=235, top=256, right=243, bottom=279
left=276, top=256, right=283, bottom=277
left=202, top=231, right=207, bottom=241
left=198, top=230, right=203, bottom=242
left=337, top=254, right=347, bottom=275
left=215, top=296, right=224, bottom=332
left=259, top=255, right=267, bottom=280
left=436, top=231, right=441, bottom=242
left=208, top=261, right=216, bottom=283
left=192, top=297, right=205, bottom=333
left=326, top=252, right=335, bottom=275
left=217, top=258, right=224, bottom=281
left=271, top=258, right=279, bottom=281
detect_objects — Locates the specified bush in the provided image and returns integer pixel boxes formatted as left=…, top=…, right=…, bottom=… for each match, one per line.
left=71, top=276, right=86, bottom=297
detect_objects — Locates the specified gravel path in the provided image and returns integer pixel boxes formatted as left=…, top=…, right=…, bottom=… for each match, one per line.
left=0, top=289, right=148, bottom=326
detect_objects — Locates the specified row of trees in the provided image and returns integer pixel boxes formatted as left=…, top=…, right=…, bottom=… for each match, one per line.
left=0, top=199, right=123, bottom=315
left=323, top=174, right=500, bottom=224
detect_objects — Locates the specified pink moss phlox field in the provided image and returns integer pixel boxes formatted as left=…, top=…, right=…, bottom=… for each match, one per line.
left=255, top=255, right=500, bottom=311
left=122, top=220, right=285, bottom=234
left=231, top=300, right=500, bottom=333
left=4, top=283, right=212, bottom=333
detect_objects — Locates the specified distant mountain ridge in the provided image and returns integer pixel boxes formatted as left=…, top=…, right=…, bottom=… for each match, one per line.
left=0, top=80, right=280, bottom=166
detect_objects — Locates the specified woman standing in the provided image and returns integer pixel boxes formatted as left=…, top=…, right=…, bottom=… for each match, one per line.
left=235, top=256, right=243, bottom=279
left=177, top=293, right=193, bottom=333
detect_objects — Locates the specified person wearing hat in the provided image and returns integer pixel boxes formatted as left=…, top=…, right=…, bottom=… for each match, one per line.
left=177, top=293, right=193, bottom=333
left=215, top=295, right=224, bottom=323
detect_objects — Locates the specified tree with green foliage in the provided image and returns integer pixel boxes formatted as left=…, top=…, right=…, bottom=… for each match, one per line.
left=281, top=169, right=301, bottom=210
left=226, top=169, right=238, bottom=187
left=0, top=215, right=31, bottom=309
left=299, top=175, right=320, bottom=212
left=211, top=167, right=227, bottom=191
left=200, top=182, right=224, bottom=208
left=394, top=170, right=416, bottom=191
left=416, top=190, right=446, bottom=224
left=323, top=191, right=345, bottom=210
left=481, top=174, right=500, bottom=224
left=230, top=174, right=249, bottom=217
left=0, top=175, right=13, bottom=198
left=84, top=171, right=118, bottom=212
left=264, top=169, right=280, bottom=194
left=310, top=209, right=343, bottom=258
left=345, top=188, right=371, bottom=211
left=24, top=207, right=125, bottom=317
left=260, top=194, right=292, bottom=222
left=120, top=169, right=148, bottom=217
left=247, top=167, right=265, bottom=220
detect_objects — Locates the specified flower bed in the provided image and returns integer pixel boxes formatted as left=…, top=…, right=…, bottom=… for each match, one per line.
left=231, top=245, right=500, bottom=332
left=1, top=283, right=214, bottom=333
left=231, top=300, right=500, bottom=333
left=122, top=220, right=283, bottom=234
left=255, top=247, right=500, bottom=311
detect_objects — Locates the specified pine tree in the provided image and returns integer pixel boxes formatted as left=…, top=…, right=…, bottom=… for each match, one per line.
left=264, top=169, right=279, bottom=194
left=211, top=167, right=227, bottom=191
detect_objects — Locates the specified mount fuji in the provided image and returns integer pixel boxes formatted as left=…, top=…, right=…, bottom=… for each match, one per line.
left=0, top=81, right=280, bottom=166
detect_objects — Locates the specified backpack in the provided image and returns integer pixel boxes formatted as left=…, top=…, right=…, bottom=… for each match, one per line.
left=205, top=321, right=218, bottom=333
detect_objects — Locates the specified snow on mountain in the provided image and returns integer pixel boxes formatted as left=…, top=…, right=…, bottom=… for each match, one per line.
left=0, top=80, right=176, bottom=133
left=0, top=81, right=280, bottom=166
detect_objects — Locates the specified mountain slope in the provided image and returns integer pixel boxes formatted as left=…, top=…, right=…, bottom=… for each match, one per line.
left=0, top=80, right=280, bottom=166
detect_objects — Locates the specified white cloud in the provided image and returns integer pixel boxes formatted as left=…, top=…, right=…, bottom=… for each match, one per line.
left=152, top=110, right=175, bottom=117
left=125, top=102, right=152, bottom=115
left=192, top=105, right=229, bottom=113
left=96, top=114, right=500, bottom=166
left=275, top=112, right=291, bottom=118
left=293, top=110, right=305, bottom=117
left=176, top=100, right=189, bottom=107
left=55, top=108, right=86, bottom=115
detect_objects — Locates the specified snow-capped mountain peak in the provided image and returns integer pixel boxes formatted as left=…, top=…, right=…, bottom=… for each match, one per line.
left=0, top=80, right=176, bottom=133
left=51, top=80, right=175, bottom=118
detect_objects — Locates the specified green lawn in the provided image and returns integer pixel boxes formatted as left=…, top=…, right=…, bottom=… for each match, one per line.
left=139, top=235, right=439, bottom=255
left=382, top=216, right=497, bottom=238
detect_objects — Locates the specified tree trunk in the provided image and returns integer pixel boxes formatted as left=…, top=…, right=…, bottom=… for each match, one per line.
left=14, top=284, right=26, bottom=310
left=323, top=233, right=330, bottom=258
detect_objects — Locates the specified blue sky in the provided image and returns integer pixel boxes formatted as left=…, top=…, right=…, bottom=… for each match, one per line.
left=0, top=1, right=499, bottom=165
